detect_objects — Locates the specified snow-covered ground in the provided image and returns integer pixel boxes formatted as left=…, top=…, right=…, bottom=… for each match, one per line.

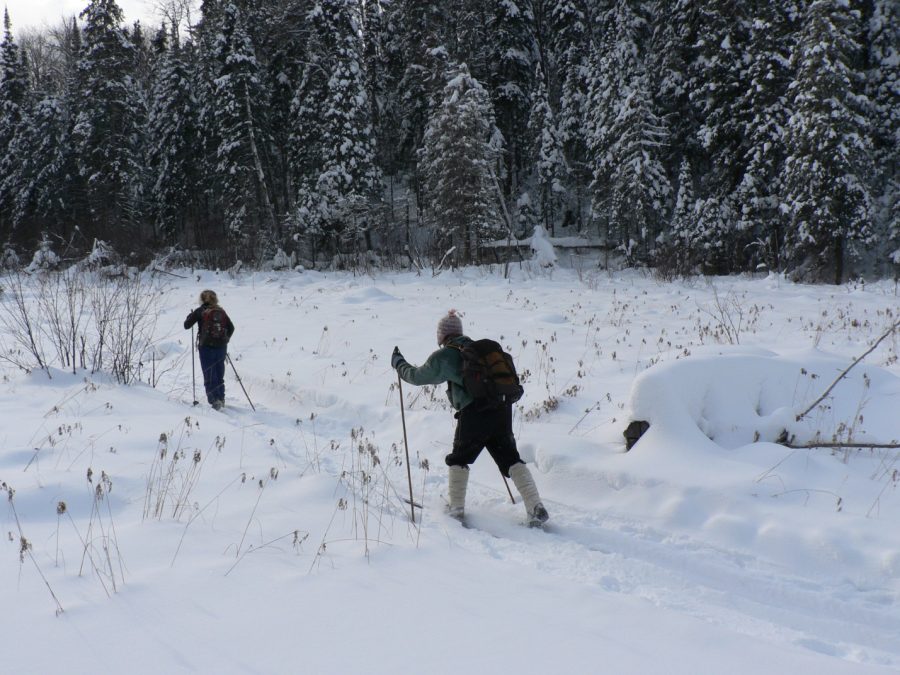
left=2, top=266, right=898, bottom=674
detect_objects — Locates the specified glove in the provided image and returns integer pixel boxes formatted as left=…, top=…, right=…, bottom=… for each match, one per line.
left=391, top=346, right=405, bottom=370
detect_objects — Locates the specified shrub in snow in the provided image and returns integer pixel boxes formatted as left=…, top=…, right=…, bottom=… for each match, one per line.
left=1, top=246, right=19, bottom=270
left=149, top=247, right=200, bottom=271
left=270, top=249, right=295, bottom=271
left=26, top=238, right=60, bottom=272
left=0, top=268, right=165, bottom=383
left=530, top=225, right=557, bottom=267
left=516, top=191, right=537, bottom=236
left=80, top=239, right=128, bottom=277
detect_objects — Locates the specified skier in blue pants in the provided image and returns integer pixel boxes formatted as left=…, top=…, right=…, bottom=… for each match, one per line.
left=184, top=290, right=235, bottom=410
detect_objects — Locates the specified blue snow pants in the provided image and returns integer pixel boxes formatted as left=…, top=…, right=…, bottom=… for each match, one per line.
left=198, top=345, right=227, bottom=405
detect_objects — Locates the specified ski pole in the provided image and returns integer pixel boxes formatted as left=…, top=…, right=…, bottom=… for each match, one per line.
left=397, top=374, right=417, bottom=523
left=501, top=470, right=516, bottom=504
left=226, top=353, right=256, bottom=411
left=190, top=325, right=199, bottom=406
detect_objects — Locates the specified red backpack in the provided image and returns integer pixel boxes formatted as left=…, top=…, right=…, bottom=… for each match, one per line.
left=200, top=307, right=229, bottom=342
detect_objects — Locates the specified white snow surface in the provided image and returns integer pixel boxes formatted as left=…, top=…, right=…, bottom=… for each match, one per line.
left=2, top=267, right=899, bottom=674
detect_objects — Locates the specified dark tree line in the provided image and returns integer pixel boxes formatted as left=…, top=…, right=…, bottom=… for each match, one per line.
left=0, top=0, right=896, bottom=281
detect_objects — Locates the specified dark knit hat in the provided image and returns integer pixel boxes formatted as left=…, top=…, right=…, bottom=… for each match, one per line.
left=437, top=309, right=463, bottom=345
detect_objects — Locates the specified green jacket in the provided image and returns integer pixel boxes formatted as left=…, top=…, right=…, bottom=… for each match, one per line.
left=396, top=336, right=474, bottom=411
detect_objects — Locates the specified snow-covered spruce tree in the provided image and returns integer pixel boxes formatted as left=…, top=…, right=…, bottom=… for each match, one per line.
left=585, top=0, right=671, bottom=261
left=781, top=0, right=874, bottom=284
left=289, top=0, right=381, bottom=264
left=252, top=0, right=311, bottom=226
left=734, top=4, right=798, bottom=274
left=647, top=0, right=697, bottom=178
left=683, top=0, right=752, bottom=272
left=482, top=0, right=538, bottom=199
left=866, top=0, right=899, bottom=267
left=146, top=27, right=200, bottom=246
left=13, top=98, right=68, bottom=237
left=552, top=0, right=595, bottom=226
left=126, top=21, right=155, bottom=228
left=72, top=0, right=142, bottom=244
left=0, top=9, right=30, bottom=243
left=364, top=0, right=404, bottom=181
left=666, top=157, right=698, bottom=275
left=72, top=0, right=145, bottom=246
left=193, top=0, right=225, bottom=251
left=417, top=63, right=504, bottom=265
left=526, top=61, right=568, bottom=234
left=207, top=1, right=277, bottom=256
left=13, top=19, right=84, bottom=243
left=386, top=0, right=450, bottom=180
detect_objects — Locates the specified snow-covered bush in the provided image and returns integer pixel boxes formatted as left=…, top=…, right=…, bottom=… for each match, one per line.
left=26, top=238, right=60, bottom=273
left=79, top=239, right=128, bottom=277
left=1, top=246, right=19, bottom=270
left=530, top=225, right=557, bottom=267
left=269, top=249, right=296, bottom=271
left=149, top=247, right=205, bottom=272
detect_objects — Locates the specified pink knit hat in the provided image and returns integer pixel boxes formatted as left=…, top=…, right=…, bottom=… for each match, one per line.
left=436, top=309, right=463, bottom=345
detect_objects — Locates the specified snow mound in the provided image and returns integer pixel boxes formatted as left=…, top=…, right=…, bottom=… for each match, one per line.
left=538, top=313, right=568, bottom=324
left=628, top=347, right=900, bottom=451
left=341, top=287, right=398, bottom=304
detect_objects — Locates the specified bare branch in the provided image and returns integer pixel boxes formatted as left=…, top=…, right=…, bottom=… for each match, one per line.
left=796, top=319, right=900, bottom=422
left=781, top=441, right=900, bottom=450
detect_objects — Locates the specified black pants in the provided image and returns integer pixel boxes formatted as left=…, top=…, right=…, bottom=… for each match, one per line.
left=445, top=404, right=523, bottom=477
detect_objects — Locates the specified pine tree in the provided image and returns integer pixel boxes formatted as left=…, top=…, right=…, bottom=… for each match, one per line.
left=688, top=0, right=750, bottom=190
left=668, top=157, right=697, bottom=274
left=14, top=19, right=85, bottom=242
left=206, top=1, right=276, bottom=253
left=289, top=0, right=381, bottom=261
left=417, top=63, right=504, bottom=265
left=585, top=0, right=671, bottom=259
left=388, top=0, right=450, bottom=178
left=553, top=0, right=595, bottom=226
left=483, top=0, right=537, bottom=197
left=366, top=0, right=403, bottom=179
left=255, top=0, right=313, bottom=222
left=72, top=0, right=144, bottom=244
left=867, top=0, right=899, bottom=265
left=781, top=0, right=874, bottom=284
left=146, top=28, right=200, bottom=245
left=734, top=4, right=798, bottom=272
left=0, top=9, right=30, bottom=243
left=526, top=61, right=567, bottom=234
left=13, top=97, right=68, bottom=233
left=647, top=0, right=698, bottom=177
left=680, top=0, right=751, bottom=271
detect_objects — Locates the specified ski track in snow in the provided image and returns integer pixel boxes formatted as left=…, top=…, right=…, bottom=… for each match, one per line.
left=442, top=484, right=899, bottom=667
left=201, top=326, right=900, bottom=669
left=210, top=384, right=899, bottom=669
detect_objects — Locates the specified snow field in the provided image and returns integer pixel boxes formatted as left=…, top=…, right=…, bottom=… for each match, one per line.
left=1, top=266, right=898, bottom=673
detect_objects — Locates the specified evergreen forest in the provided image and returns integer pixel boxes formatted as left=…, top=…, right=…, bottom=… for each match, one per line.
left=0, top=0, right=896, bottom=281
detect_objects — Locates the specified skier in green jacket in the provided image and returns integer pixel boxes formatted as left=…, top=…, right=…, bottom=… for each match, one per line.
left=391, top=309, right=549, bottom=526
